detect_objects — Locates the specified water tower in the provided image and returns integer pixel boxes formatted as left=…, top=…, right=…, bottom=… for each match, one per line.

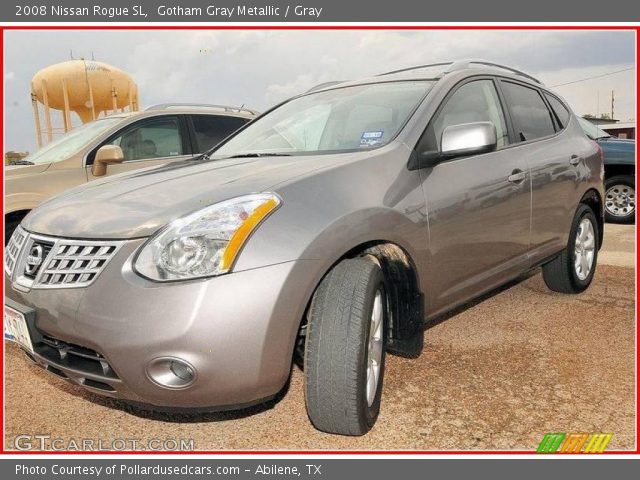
left=31, top=59, right=139, bottom=148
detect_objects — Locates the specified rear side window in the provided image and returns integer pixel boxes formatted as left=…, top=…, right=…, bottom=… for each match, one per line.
left=543, top=93, right=571, bottom=129
left=192, top=115, right=249, bottom=152
left=501, top=81, right=556, bottom=142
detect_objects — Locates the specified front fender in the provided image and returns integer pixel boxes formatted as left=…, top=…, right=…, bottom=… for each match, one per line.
left=4, top=192, right=45, bottom=216
left=298, top=207, right=425, bottom=268
left=233, top=152, right=430, bottom=296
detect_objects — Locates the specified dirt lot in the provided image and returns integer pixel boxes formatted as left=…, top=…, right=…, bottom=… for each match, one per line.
left=4, top=225, right=636, bottom=451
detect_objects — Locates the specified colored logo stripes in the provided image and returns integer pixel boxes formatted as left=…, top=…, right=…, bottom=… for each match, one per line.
left=537, top=433, right=613, bottom=453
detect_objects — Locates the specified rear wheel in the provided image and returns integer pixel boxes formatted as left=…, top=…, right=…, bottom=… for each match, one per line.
left=304, top=257, right=387, bottom=436
left=542, top=204, right=599, bottom=294
left=604, top=175, right=635, bottom=224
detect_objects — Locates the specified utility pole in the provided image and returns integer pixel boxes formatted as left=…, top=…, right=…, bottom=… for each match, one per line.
left=611, top=90, right=615, bottom=120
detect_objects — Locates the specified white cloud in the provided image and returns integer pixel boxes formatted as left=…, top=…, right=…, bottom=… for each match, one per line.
left=540, top=64, right=635, bottom=121
left=3, top=30, right=635, bottom=152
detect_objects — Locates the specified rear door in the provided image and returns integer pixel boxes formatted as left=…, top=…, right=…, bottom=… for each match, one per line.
left=189, top=114, right=250, bottom=153
left=498, top=80, right=577, bottom=264
left=419, top=77, right=532, bottom=315
left=86, top=115, right=193, bottom=180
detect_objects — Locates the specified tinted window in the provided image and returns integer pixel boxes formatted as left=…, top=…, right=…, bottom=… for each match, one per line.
left=544, top=93, right=571, bottom=129
left=501, top=82, right=555, bottom=142
left=433, top=79, right=509, bottom=149
left=107, top=117, right=184, bottom=161
left=213, top=81, right=433, bottom=157
left=192, top=115, right=249, bottom=152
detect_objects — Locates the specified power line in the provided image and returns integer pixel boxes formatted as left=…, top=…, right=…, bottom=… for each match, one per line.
left=550, top=67, right=634, bottom=88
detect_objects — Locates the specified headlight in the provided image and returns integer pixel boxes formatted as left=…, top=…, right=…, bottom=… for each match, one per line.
left=134, top=193, right=281, bottom=281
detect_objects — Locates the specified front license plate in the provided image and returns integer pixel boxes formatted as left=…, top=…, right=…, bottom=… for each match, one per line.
left=4, top=305, right=34, bottom=354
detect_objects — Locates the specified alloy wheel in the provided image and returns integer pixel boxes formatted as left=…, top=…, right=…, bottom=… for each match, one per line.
left=366, top=290, right=384, bottom=407
left=574, top=217, right=596, bottom=281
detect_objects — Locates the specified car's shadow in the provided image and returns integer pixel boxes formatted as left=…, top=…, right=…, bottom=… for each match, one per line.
left=25, top=357, right=292, bottom=423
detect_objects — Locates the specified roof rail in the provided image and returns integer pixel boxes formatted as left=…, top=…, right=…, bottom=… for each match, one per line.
left=145, top=103, right=259, bottom=115
left=377, top=60, right=542, bottom=85
left=376, top=62, right=453, bottom=77
left=446, top=60, right=542, bottom=84
left=305, top=81, right=346, bottom=93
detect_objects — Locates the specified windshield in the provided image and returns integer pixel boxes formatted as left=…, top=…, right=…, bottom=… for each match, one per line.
left=212, top=81, right=433, bottom=158
left=578, top=117, right=611, bottom=140
left=25, top=117, right=123, bottom=165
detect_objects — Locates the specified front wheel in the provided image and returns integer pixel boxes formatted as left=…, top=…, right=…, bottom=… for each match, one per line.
left=542, top=204, right=599, bottom=294
left=304, top=257, right=387, bottom=436
left=605, top=175, right=635, bottom=224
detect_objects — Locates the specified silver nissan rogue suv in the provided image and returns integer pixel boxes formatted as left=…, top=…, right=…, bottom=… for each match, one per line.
left=4, top=61, right=604, bottom=436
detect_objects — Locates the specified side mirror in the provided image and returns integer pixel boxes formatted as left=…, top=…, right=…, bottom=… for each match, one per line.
left=440, top=121, right=497, bottom=158
left=91, top=145, right=124, bottom=177
left=409, top=122, right=498, bottom=170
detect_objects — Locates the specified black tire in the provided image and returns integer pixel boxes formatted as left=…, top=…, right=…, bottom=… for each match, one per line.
left=604, top=175, right=635, bottom=224
left=542, top=204, right=599, bottom=294
left=5, top=219, right=20, bottom=245
left=304, top=257, right=387, bottom=436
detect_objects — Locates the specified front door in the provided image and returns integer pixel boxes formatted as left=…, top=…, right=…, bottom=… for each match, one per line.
left=87, top=115, right=192, bottom=180
left=418, top=78, right=532, bottom=315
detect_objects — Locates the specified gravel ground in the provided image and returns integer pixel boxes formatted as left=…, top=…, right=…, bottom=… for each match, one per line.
left=4, top=226, right=636, bottom=451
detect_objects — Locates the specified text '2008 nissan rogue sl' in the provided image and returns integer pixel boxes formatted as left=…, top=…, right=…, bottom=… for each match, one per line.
left=4, top=61, right=604, bottom=436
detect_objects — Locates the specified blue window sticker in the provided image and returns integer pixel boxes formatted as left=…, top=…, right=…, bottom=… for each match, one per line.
left=360, top=131, right=384, bottom=147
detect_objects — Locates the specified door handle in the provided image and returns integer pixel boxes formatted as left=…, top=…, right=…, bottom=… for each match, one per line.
left=570, top=154, right=582, bottom=166
left=508, top=170, right=527, bottom=184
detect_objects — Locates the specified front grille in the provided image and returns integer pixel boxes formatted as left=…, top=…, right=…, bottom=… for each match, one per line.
left=5, top=229, right=123, bottom=289
left=38, top=242, right=120, bottom=287
left=4, top=226, right=27, bottom=277
left=23, top=241, right=54, bottom=280
left=37, top=335, right=119, bottom=380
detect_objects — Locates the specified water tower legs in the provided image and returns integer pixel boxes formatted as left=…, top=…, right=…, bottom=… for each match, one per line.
left=61, top=78, right=72, bottom=132
left=31, top=93, right=43, bottom=149
left=88, top=80, right=96, bottom=121
left=40, top=78, right=54, bottom=143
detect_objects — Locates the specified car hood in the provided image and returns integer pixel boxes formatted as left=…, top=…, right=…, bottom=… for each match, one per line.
left=22, top=153, right=359, bottom=239
left=4, top=162, right=51, bottom=177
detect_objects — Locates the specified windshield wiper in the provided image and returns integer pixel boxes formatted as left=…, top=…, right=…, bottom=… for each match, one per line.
left=9, top=159, right=34, bottom=166
left=227, top=152, right=292, bottom=159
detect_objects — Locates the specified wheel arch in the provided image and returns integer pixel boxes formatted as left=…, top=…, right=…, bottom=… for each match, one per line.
left=604, top=163, right=634, bottom=179
left=5, top=209, right=31, bottom=225
left=296, top=239, right=425, bottom=361
left=580, top=188, right=604, bottom=249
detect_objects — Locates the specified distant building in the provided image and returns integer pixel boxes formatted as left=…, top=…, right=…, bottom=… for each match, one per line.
left=585, top=117, right=620, bottom=126
left=599, top=121, right=636, bottom=140
left=582, top=116, right=635, bottom=140
left=4, top=151, right=29, bottom=165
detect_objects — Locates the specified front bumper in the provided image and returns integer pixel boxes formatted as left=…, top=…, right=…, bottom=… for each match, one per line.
left=5, top=238, right=322, bottom=409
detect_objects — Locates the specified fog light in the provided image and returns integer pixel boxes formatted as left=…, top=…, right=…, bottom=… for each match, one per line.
left=146, top=357, right=196, bottom=389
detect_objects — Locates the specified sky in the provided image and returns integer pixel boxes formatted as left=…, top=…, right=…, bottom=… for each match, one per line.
left=3, top=30, right=636, bottom=153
